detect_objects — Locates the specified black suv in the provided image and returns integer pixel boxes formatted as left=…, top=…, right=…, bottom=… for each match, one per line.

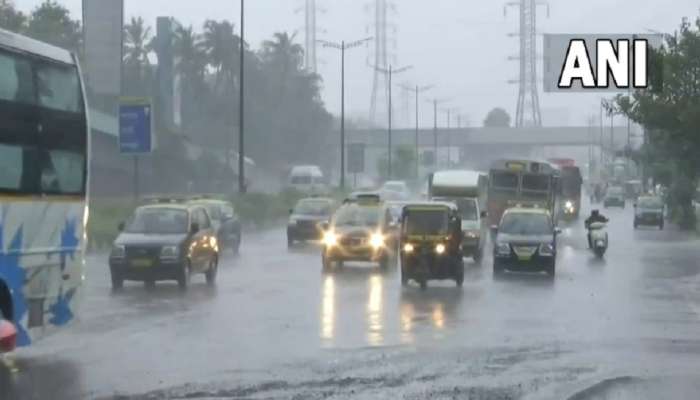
left=109, top=203, right=219, bottom=290
left=287, top=197, right=335, bottom=247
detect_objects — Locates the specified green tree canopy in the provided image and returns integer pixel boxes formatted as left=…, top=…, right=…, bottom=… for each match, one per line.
left=0, top=1, right=27, bottom=32
left=26, top=0, right=81, bottom=52
left=483, top=107, right=511, bottom=127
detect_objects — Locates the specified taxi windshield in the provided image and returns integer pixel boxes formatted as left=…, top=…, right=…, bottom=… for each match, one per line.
left=124, top=208, right=188, bottom=234
left=333, top=204, right=380, bottom=227
left=294, top=200, right=331, bottom=216
left=499, top=212, right=551, bottom=235
left=403, top=209, right=449, bottom=235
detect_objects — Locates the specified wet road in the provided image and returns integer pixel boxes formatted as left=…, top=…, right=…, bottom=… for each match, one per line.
left=4, top=201, right=700, bottom=399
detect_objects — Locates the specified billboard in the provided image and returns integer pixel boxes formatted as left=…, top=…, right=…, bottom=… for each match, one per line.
left=119, top=97, right=153, bottom=154
left=82, top=0, right=123, bottom=95
left=542, top=33, right=663, bottom=93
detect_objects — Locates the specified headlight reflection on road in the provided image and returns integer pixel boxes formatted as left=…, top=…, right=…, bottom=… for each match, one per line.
left=432, top=303, right=445, bottom=331
left=367, top=274, right=384, bottom=346
left=400, top=302, right=415, bottom=344
left=320, top=275, right=335, bottom=342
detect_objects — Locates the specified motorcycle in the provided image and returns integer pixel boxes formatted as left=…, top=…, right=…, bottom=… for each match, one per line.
left=587, top=221, right=608, bottom=258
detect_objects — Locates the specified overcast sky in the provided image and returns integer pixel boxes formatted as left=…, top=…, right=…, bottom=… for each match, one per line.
left=19, top=0, right=700, bottom=128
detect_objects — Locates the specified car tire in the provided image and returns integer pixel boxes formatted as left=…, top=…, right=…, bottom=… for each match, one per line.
left=659, top=221, right=664, bottom=230
left=144, top=280, right=156, bottom=290
left=232, top=235, right=241, bottom=255
left=419, top=279, right=428, bottom=290
left=110, top=271, right=123, bottom=291
left=287, top=236, right=294, bottom=249
left=205, top=258, right=218, bottom=285
left=633, top=220, right=638, bottom=229
left=401, top=267, right=409, bottom=287
left=493, top=261, right=504, bottom=277
left=455, top=261, right=465, bottom=287
left=546, top=264, right=556, bottom=277
left=379, top=255, right=389, bottom=270
left=473, top=248, right=483, bottom=264
left=178, top=261, right=191, bottom=290
left=322, top=253, right=332, bottom=272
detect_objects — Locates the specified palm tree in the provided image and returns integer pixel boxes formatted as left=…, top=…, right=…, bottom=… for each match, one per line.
left=123, top=16, right=152, bottom=91
left=174, top=25, right=208, bottom=130
left=202, top=20, right=238, bottom=91
left=261, top=32, right=304, bottom=99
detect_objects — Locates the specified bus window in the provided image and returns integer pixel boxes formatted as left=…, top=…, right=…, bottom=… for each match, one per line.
left=0, top=144, right=23, bottom=190
left=491, top=171, right=518, bottom=190
left=522, top=174, right=550, bottom=192
left=35, top=60, right=82, bottom=113
left=0, top=51, right=34, bottom=104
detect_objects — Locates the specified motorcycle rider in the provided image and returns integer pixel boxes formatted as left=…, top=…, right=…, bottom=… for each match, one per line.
left=585, top=209, right=609, bottom=248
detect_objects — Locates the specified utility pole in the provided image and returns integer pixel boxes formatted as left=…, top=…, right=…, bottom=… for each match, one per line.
left=505, top=0, right=548, bottom=127
left=304, top=0, right=318, bottom=73
left=368, top=0, right=397, bottom=126
left=238, top=0, right=246, bottom=193
left=398, top=83, right=433, bottom=180
left=318, top=37, right=373, bottom=189
left=373, top=64, right=412, bottom=179
left=427, top=97, right=449, bottom=168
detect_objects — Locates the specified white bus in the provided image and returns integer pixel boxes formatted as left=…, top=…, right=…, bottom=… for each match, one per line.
left=0, top=29, right=89, bottom=352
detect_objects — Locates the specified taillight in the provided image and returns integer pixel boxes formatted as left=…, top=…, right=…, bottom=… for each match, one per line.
left=0, top=319, right=17, bottom=353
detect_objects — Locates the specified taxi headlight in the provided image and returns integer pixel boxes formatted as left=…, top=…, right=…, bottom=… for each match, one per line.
left=323, top=231, right=338, bottom=247
left=160, top=245, right=180, bottom=259
left=539, top=243, right=555, bottom=257
left=435, top=243, right=446, bottom=254
left=565, top=200, right=573, bottom=209
left=403, top=243, right=414, bottom=253
left=111, top=244, right=125, bottom=258
left=495, top=242, right=511, bottom=256
left=370, top=232, right=385, bottom=249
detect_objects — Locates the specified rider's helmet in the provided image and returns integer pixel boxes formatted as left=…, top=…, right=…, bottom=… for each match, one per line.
left=591, top=209, right=600, bottom=217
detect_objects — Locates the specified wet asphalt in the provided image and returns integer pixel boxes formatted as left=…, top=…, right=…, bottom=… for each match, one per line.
left=4, top=199, right=700, bottom=399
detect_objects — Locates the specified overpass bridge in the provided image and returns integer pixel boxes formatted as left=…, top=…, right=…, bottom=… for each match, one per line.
left=347, top=126, right=630, bottom=148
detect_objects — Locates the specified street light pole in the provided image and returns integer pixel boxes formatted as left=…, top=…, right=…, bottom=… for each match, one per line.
left=398, top=83, right=433, bottom=180
left=318, top=37, right=373, bottom=189
left=373, top=64, right=412, bottom=179
left=238, top=0, right=246, bottom=193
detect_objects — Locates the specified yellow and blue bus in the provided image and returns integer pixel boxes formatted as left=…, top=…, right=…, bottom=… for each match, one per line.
left=0, top=29, right=89, bottom=352
left=487, top=159, right=558, bottom=226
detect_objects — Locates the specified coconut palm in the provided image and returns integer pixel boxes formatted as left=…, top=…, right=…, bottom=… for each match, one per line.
left=202, top=20, right=238, bottom=91
left=123, top=16, right=152, bottom=91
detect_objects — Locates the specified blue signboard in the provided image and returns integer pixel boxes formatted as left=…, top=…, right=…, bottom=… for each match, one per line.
left=119, top=98, right=153, bottom=154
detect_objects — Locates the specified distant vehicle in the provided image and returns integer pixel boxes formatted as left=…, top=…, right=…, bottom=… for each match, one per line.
left=381, top=180, right=411, bottom=198
left=549, top=159, right=583, bottom=220
left=487, top=159, right=559, bottom=226
left=603, top=186, right=626, bottom=208
left=634, top=196, right=664, bottom=230
left=0, top=29, right=89, bottom=353
left=286, top=165, right=327, bottom=194
left=109, top=203, right=220, bottom=290
left=492, top=207, right=560, bottom=277
left=320, top=195, right=393, bottom=271
left=287, top=197, right=335, bottom=247
left=399, top=202, right=464, bottom=289
left=429, top=170, right=489, bottom=262
left=624, top=180, right=643, bottom=200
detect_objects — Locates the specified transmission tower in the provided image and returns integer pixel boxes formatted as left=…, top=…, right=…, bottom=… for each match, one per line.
left=367, top=0, right=397, bottom=127
left=303, top=0, right=318, bottom=73
left=505, top=0, right=548, bottom=127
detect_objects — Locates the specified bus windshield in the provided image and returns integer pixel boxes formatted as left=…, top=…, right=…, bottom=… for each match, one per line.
left=522, top=174, right=550, bottom=192
left=491, top=171, right=518, bottom=190
left=0, top=48, right=86, bottom=195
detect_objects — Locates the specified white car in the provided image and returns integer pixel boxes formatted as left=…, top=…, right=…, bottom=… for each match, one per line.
left=381, top=180, right=410, bottom=199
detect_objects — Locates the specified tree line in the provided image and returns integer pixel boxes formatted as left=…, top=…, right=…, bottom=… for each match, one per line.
left=614, top=14, right=700, bottom=229
left=1, top=0, right=335, bottom=191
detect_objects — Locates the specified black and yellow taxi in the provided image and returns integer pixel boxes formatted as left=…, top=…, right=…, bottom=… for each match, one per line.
left=187, top=197, right=242, bottom=254
left=492, top=207, right=560, bottom=277
left=108, top=202, right=220, bottom=290
left=321, top=194, right=393, bottom=271
left=399, top=202, right=464, bottom=289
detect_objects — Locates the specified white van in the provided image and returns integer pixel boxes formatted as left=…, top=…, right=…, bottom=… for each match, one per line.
left=429, top=170, right=489, bottom=262
left=287, top=165, right=327, bottom=194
